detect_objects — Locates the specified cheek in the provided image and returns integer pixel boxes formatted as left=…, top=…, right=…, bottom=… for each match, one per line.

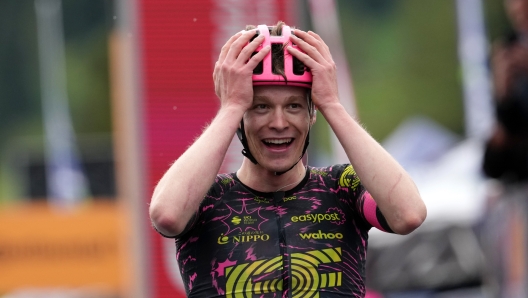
left=293, top=115, right=311, bottom=132
left=243, top=119, right=263, bottom=148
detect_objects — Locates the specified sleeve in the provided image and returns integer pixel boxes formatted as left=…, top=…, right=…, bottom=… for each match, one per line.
left=335, top=164, right=394, bottom=233
left=357, top=190, right=394, bottom=233
left=172, top=173, right=234, bottom=239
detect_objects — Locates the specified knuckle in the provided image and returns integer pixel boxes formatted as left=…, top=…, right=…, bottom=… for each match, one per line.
left=222, top=63, right=232, bottom=71
left=322, top=62, right=335, bottom=72
left=234, top=67, right=246, bottom=76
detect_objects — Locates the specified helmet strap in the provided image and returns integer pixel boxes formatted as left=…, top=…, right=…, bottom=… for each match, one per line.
left=236, top=120, right=259, bottom=164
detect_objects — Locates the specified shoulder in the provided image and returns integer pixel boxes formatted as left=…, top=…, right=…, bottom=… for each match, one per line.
left=177, top=173, right=239, bottom=239
left=306, top=164, right=364, bottom=203
left=206, top=172, right=238, bottom=198
left=308, top=164, right=359, bottom=186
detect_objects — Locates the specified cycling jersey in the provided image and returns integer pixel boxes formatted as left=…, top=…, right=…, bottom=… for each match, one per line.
left=166, top=164, right=393, bottom=297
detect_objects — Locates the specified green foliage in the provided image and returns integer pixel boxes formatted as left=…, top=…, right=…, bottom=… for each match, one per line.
left=0, top=1, right=42, bottom=142
left=65, top=26, right=111, bottom=134
left=0, top=0, right=112, bottom=200
left=337, top=0, right=464, bottom=141
left=483, top=0, right=510, bottom=41
left=306, top=0, right=510, bottom=163
left=0, top=0, right=111, bottom=143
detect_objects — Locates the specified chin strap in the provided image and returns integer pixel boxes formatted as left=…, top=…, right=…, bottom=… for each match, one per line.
left=236, top=120, right=259, bottom=164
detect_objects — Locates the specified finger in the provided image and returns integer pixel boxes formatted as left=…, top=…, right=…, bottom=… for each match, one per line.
left=245, top=45, right=271, bottom=70
left=213, top=61, right=218, bottom=80
left=291, top=30, right=333, bottom=63
left=235, top=34, right=266, bottom=66
left=307, top=31, right=332, bottom=54
left=289, top=34, right=329, bottom=64
left=292, top=29, right=324, bottom=48
left=306, top=31, right=326, bottom=46
left=286, top=46, right=319, bottom=70
left=217, top=31, right=244, bottom=64
left=225, top=29, right=259, bottom=63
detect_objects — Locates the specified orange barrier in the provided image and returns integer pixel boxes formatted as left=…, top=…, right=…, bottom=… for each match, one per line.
left=0, top=201, right=127, bottom=295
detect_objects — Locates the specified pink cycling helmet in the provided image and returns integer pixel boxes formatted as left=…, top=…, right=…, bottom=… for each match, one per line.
left=251, top=24, right=312, bottom=88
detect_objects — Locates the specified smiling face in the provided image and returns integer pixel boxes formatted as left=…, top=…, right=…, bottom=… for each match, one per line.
left=243, top=85, right=313, bottom=173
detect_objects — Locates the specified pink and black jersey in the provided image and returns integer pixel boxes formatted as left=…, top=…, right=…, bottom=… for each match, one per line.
left=166, top=164, right=393, bottom=297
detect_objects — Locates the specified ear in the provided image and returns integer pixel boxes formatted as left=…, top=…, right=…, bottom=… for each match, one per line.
left=310, top=108, right=317, bottom=126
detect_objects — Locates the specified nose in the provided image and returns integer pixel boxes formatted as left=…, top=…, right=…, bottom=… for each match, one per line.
left=269, top=108, right=289, bottom=130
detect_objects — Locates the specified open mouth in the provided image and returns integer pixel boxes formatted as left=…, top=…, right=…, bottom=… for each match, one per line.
left=262, top=138, right=294, bottom=149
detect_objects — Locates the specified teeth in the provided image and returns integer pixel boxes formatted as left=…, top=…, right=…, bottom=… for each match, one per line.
left=264, top=138, right=292, bottom=144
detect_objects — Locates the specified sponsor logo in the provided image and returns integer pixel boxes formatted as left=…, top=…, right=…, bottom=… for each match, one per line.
left=221, top=202, right=268, bottom=235
left=231, top=216, right=241, bottom=225
left=310, top=168, right=328, bottom=177
left=241, top=215, right=258, bottom=225
left=225, top=247, right=342, bottom=298
left=299, top=230, right=344, bottom=240
left=221, top=177, right=233, bottom=185
left=217, top=231, right=271, bottom=245
left=228, top=215, right=260, bottom=226
left=254, top=196, right=271, bottom=204
left=283, top=196, right=296, bottom=202
left=217, top=234, right=229, bottom=244
left=291, top=213, right=340, bottom=224
left=339, top=165, right=360, bottom=190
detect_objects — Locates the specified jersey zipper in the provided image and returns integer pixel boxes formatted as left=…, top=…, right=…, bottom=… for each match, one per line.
left=273, top=191, right=290, bottom=297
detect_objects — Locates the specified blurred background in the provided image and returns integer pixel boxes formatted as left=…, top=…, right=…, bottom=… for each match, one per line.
left=0, top=0, right=527, bottom=297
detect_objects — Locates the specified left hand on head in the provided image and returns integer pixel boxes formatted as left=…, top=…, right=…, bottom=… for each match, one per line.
left=287, top=29, right=340, bottom=111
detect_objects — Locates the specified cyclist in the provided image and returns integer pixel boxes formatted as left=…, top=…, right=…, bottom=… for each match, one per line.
left=150, top=21, right=427, bottom=297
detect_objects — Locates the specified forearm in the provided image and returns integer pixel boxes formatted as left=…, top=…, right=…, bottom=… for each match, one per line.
left=150, top=28, right=267, bottom=236
left=150, top=105, right=245, bottom=236
left=320, top=102, right=426, bottom=234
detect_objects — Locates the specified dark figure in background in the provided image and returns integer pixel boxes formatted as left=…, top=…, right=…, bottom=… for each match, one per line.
left=483, top=0, right=528, bottom=182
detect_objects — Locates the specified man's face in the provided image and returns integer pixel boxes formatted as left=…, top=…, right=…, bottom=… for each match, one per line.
left=243, top=85, right=312, bottom=173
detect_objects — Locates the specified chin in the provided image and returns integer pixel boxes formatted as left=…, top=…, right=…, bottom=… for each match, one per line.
left=258, top=158, right=298, bottom=173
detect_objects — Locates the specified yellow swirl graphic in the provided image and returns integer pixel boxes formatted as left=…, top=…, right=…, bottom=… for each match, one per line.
left=339, top=165, right=360, bottom=190
left=291, top=247, right=342, bottom=298
left=225, top=256, right=283, bottom=298
left=225, top=248, right=342, bottom=297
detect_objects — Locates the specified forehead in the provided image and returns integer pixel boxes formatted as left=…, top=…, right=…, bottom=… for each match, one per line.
left=253, top=85, right=308, bottom=102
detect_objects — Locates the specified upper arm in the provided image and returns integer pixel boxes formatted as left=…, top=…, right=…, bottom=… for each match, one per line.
left=151, top=174, right=232, bottom=238
left=335, top=164, right=394, bottom=233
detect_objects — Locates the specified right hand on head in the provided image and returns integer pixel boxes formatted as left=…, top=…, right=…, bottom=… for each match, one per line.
left=213, top=30, right=271, bottom=111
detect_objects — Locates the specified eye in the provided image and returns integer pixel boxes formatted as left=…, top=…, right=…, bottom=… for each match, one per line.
left=289, top=103, right=302, bottom=109
left=253, top=104, right=268, bottom=111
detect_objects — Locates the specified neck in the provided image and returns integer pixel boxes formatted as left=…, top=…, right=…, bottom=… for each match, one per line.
left=237, top=159, right=306, bottom=192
